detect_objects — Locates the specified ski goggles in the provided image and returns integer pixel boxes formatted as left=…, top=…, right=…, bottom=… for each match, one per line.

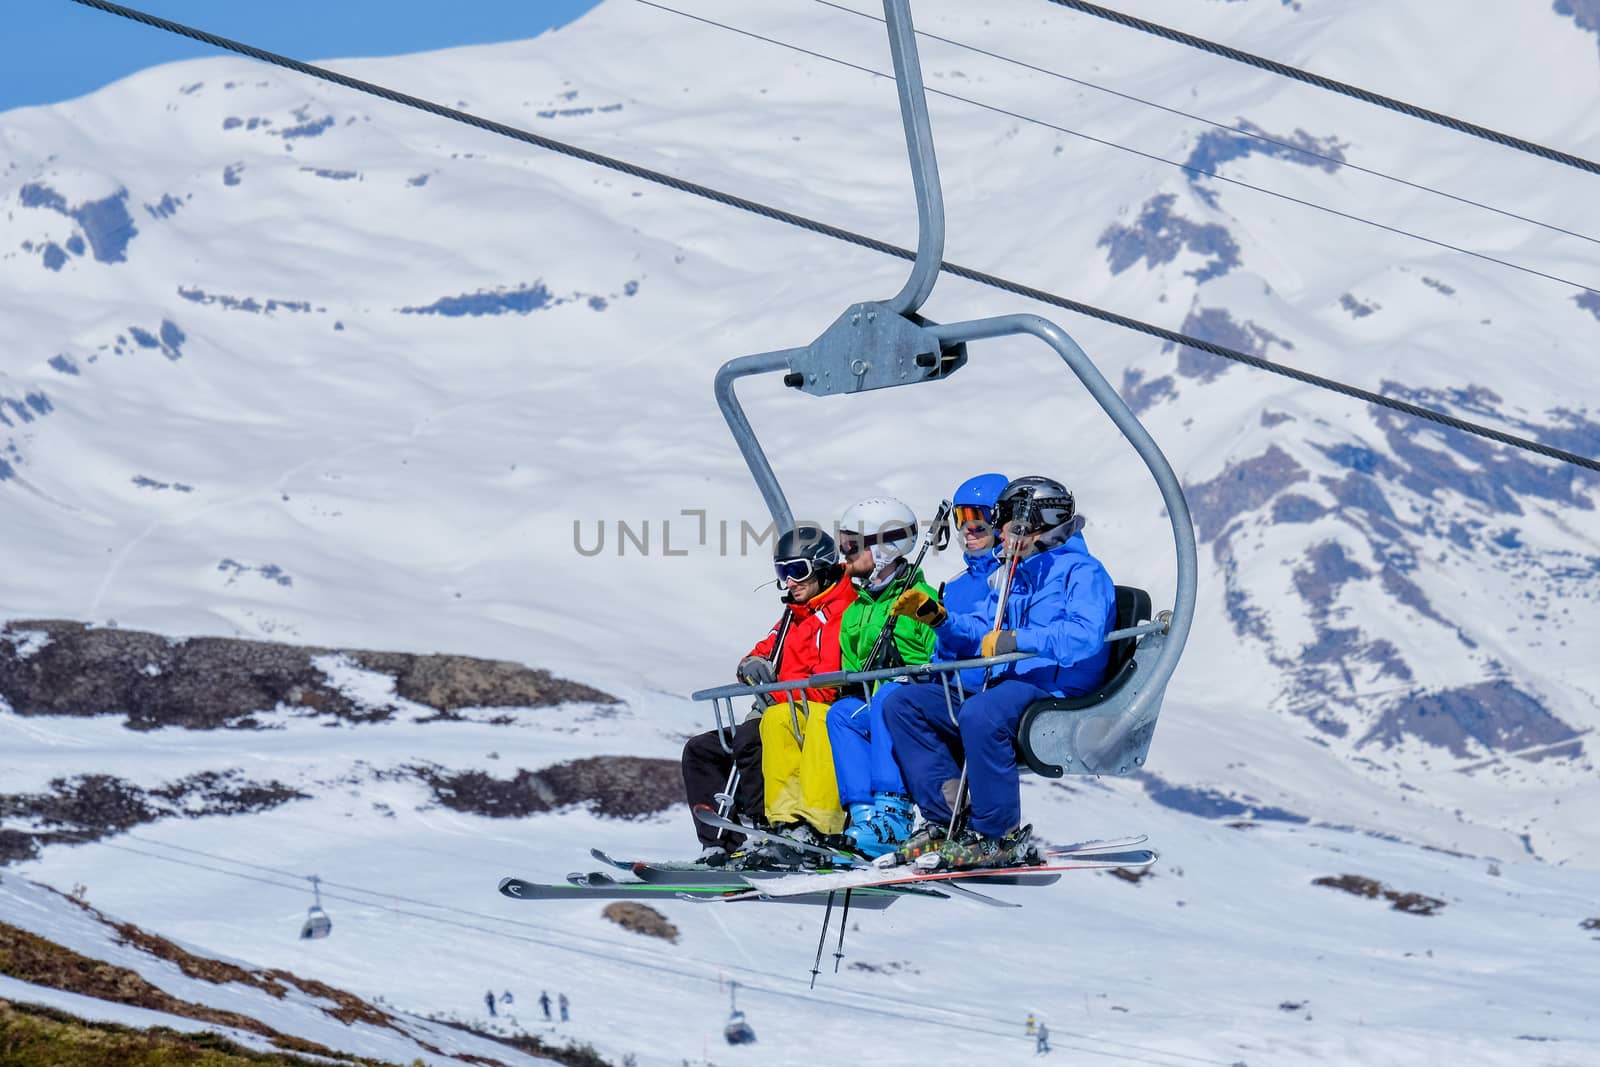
left=837, top=526, right=915, bottom=558
left=951, top=504, right=993, bottom=528
left=774, top=557, right=821, bottom=583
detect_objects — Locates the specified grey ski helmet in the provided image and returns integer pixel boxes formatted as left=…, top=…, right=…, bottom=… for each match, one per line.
left=995, top=476, right=1075, bottom=534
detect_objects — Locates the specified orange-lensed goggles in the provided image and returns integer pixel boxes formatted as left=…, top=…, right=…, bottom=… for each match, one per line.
left=952, top=505, right=993, bottom=527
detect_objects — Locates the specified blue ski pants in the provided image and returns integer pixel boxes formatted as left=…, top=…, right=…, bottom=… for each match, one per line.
left=881, top=679, right=1050, bottom=837
left=825, top=680, right=907, bottom=806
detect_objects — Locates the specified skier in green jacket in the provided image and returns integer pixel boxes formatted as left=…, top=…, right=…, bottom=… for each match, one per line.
left=825, top=496, right=940, bottom=857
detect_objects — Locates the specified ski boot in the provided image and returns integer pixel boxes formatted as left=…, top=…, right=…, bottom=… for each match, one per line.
left=743, top=821, right=825, bottom=870
left=844, top=793, right=914, bottom=859
left=874, top=820, right=948, bottom=868
left=926, top=823, right=1034, bottom=871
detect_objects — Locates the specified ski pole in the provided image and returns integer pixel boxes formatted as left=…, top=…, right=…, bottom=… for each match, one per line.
left=985, top=520, right=1025, bottom=684
left=833, top=888, right=853, bottom=972
left=811, top=891, right=836, bottom=988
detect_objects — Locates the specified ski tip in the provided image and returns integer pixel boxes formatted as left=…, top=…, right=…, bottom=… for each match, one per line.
left=1096, top=849, right=1157, bottom=868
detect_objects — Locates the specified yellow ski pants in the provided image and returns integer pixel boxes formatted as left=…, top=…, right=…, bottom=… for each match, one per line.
left=758, top=698, right=845, bottom=835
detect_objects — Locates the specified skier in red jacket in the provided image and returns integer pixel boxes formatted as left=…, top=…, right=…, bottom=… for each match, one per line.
left=680, top=524, right=856, bottom=865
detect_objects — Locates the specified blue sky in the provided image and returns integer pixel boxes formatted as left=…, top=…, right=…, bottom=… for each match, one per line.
left=2, top=1, right=605, bottom=113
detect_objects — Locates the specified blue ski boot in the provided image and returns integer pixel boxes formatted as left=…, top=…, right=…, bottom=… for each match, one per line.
left=845, top=792, right=916, bottom=858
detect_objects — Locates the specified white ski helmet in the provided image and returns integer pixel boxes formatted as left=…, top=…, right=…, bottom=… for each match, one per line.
left=837, top=497, right=919, bottom=575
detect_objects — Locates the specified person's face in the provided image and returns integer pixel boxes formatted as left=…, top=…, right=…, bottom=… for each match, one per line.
left=839, top=533, right=875, bottom=578
left=1006, top=526, right=1043, bottom=558
left=786, top=572, right=823, bottom=601
left=961, top=519, right=996, bottom=554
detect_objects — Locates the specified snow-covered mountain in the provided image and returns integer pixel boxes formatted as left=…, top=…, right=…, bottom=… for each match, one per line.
left=3, top=0, right=1599, bottom=1062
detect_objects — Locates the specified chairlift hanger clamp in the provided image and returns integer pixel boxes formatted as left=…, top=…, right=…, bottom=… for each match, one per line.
left=780, top=301, right=966, bottom=397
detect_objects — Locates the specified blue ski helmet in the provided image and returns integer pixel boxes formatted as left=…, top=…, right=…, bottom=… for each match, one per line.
left=954, top=473, right=1008, bottom=510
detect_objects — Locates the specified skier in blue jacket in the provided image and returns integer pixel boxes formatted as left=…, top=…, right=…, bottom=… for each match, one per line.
left=881, top=476, right=1116, bottom=870
left=938, top=473, right=1008, bottom=695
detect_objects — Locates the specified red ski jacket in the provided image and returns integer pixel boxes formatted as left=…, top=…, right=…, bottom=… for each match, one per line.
left=745, top=578, right=857, bottom=705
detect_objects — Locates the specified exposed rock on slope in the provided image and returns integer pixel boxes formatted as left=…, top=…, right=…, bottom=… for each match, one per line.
left=413, top=757, right=681, bottom=820
left=0, top=772, right=306, bottom=865
left=0, top=619, right=615, bottom=729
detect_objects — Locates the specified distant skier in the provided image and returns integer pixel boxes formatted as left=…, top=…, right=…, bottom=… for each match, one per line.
left=539, top=990, right=552, bottom=1021
left=484, top=989, right=497, bottom=1017
left=1036, top=1020, right=1051, bottom=1055
left=500, top=990, right=514, bottom=1007
left=885, top=476, right=1115, bottom=869
left=558, top=992, right=570, bottom=1022
left=1025, top=1011, right=1036, bottom=1036
left=681, top=524, right=855, bottom=867
left=825, top=497, right=939, bottom=858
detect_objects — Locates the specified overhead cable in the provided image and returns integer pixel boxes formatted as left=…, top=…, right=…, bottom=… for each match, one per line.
left=641, top=0, right=1599, bottom=295
left=62, top=0, right=1600, bottom=473
left=1041, top=0, right=1600, bottom=177
left=812, top=0, right=1600, bottom=248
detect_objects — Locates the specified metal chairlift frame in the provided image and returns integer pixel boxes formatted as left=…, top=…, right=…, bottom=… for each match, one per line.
left=694, top=0, right=1196, bottom=779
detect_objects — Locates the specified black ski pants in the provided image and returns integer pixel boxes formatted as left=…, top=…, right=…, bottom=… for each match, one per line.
left=681, top=718, right=764, bottom=848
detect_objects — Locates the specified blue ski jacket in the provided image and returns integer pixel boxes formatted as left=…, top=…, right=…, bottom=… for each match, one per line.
left=937, top=548, right=1003, bottom=692
left=935, top=530, right=1115, bottom=698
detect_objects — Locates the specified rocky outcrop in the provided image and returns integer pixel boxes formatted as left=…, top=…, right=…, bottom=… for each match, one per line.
left=0, top=772, right=307, bottom=864
left=413, top=757, right=681, bottom=820
left=0, top=619, right=615, bottom=730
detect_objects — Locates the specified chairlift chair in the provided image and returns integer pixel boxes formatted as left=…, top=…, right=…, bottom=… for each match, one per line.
left=299, top=874, right=332, bottom=940
left=699, top=0, right=1196, bottom=776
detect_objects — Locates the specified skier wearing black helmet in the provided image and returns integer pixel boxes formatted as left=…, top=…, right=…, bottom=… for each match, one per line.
left=680, top=524, right=858, bottom=866
left=879, top=476, right=1116, bottom=870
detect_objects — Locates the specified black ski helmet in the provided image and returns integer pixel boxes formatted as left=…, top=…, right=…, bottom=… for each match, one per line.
left=773, top=523, right=840, bottom=584
left=995, top=476, right=1075, bottom=533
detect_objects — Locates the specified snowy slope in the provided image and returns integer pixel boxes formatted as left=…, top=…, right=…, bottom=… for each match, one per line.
left=3, top=0, right=1600, bottom=1062
left=0, top=873, right=562, bottom=1066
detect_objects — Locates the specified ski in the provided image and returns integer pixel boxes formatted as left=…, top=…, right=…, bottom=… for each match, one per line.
left=588, top=848, right=722, bottom=875
left=593, top=849, right=857, bottom=885
left=940, top=881, right=1022, bottom=908
left=631, top=864, right=754, bottom=886
left=691, top=806, right=867, bottom=865
left=733, top=849, right=1157, bottom=899
left=586, top=835, right=1144, bottom=887
left=566, top=871, right=618, bottom=888
left=1038, top=833, right=1148, bottom=857
left=498, top=875, right=904, bottom=908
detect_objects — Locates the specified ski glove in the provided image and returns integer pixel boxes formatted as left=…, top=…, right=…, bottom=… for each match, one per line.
left=737, top=655, right=777, bottom=687
left=980, top=630, right=1018, bottom=658
left=891, top=588, right=946, bottom=628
